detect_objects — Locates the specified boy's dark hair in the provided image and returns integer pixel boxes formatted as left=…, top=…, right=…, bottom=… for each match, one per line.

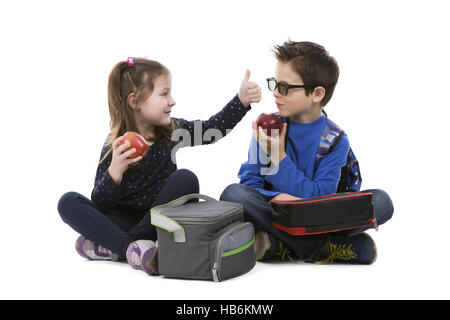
left=273, top=41, right=339, bottom=107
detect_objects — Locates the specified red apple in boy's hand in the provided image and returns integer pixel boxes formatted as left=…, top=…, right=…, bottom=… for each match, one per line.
left=255, top=113, right=283, bottom=137
left=119, top=131, right=149, bottom=159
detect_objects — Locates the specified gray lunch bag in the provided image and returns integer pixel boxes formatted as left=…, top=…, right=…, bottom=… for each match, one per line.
left=150, top=194, right=256, bottom=281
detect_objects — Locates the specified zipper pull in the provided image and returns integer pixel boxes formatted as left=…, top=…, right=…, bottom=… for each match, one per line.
left=212, top=263, right=219, bottom=282
left=370, top=218, right=378, bottom=231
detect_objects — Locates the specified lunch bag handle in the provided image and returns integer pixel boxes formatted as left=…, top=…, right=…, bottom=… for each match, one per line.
left=150, top=193, right=216, bottom=243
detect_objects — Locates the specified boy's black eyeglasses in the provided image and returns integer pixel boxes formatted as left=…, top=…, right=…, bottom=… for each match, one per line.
left=266, top=77, right=315, bottom=96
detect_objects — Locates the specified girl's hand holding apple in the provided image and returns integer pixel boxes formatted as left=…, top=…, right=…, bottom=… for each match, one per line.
left=108, top=133, right=147, bottom=185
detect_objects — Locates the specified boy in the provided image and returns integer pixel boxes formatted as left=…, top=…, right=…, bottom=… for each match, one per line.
left=220, top=41, right=393, bottom=264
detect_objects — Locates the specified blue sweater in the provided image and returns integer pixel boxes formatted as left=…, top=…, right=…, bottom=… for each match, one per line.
left=238, top=114, right=350, bottom=199
left=91, top=95, right=250, bottom=216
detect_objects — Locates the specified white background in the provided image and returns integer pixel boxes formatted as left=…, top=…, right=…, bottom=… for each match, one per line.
left=1, top=0, right=449, bottom=299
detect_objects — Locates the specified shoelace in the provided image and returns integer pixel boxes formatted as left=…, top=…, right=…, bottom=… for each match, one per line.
left=316, top=239, right=357, bottom=264
left=275, top=241, right=296, bottom=263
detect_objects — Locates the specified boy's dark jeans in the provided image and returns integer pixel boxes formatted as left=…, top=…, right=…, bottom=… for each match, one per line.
left=57, top=169, right=199, bottom=258
left=220, top=184, right=394, bottom=261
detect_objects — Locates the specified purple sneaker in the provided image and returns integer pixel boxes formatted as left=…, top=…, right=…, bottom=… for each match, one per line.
left=75, top=235, right=120, bottom=261
left=126, top=240, right=158, bottom=275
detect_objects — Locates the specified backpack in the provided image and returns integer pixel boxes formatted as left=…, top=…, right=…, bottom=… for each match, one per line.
left=279, top=112, right=362, bottom=193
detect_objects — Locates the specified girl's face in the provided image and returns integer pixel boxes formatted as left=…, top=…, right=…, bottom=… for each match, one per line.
left=135, top=73, right=176, bottom=127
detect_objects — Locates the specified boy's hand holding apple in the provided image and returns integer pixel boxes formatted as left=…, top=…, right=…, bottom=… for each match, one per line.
left=253, top=113, right=287, bottom=166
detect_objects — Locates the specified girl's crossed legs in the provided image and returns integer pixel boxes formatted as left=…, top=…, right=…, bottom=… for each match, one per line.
left=57, top=169, right=199, bottom=260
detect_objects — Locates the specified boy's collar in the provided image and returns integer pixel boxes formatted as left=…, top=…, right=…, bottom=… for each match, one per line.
left=289, top=109, right=324, bottom=124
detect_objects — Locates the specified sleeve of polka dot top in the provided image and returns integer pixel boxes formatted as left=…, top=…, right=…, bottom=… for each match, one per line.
left=90, top=143, right=121, bottom=213
left=171, top=94, right=251, bottom=147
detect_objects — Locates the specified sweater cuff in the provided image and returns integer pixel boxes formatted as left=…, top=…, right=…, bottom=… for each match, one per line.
left=232, top=94, right=252, bottom=113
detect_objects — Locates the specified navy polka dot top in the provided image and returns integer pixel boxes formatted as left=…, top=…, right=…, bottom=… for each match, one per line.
left=91, top=95, right=250, bottom=217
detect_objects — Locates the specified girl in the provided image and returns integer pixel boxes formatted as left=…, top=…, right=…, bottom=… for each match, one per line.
left=58, top=57, right=261, bottom=276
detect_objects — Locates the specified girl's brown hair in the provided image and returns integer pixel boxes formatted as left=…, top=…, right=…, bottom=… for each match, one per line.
left=100, top=58, right=174, bottom=163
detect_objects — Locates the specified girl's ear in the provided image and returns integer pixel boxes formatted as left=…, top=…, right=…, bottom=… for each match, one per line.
left=312, top=86, right=326, bottom=104
left=127, top=93, right=138, bottom=110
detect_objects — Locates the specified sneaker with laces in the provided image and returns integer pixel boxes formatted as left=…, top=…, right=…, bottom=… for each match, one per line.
left=126, top=240, right=159, bottom=275
left=315, top=232, right=377, bottom=264
left=255, top=230, right=277, bottom=261
left=255, top=231, right=271, bottom=260
left=275, top=241, right=296, bottom=263
left=75, top=235, right=121, bottom=261
left=255, top=230, right=296, bottom=262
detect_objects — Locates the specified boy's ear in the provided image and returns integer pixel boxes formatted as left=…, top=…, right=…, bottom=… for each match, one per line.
left=312, top=86, right=326, bottom=104
left=127, top=93, right=138, bottom=110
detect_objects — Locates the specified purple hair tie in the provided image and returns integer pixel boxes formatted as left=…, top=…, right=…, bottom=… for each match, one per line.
left=126, top=57, right=134, bottom=67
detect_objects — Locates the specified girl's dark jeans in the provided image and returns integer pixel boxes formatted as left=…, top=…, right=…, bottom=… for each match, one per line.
left=57, top=169, right=199, bottom=258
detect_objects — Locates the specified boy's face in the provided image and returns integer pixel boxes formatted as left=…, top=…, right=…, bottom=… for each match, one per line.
left=273, top=61, right=316, bottom=120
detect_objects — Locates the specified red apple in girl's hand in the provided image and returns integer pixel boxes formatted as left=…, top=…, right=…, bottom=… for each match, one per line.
left=119, top=131, right=149, bottom=159
left=256, top=113, right=283, bottom=137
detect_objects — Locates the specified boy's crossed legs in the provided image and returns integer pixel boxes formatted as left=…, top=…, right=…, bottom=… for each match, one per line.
left=220, top=183, right=393, bottom=264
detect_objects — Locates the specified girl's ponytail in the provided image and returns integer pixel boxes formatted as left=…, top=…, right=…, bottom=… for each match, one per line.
left=100, top=62, right=127, bottom=163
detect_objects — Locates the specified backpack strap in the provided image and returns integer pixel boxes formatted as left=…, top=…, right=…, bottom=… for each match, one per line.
left=315, top=117, right=362, bottom=192
left=277, top=112, right=361, bottom=192
left=313, top=117, right=344, bottom=172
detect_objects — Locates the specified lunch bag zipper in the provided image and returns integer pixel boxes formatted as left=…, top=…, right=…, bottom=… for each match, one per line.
left=172, top=206, right=242, bottom=225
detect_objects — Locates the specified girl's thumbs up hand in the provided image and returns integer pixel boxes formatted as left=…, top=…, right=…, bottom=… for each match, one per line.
left=238, top=69, right=261, bottom=108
